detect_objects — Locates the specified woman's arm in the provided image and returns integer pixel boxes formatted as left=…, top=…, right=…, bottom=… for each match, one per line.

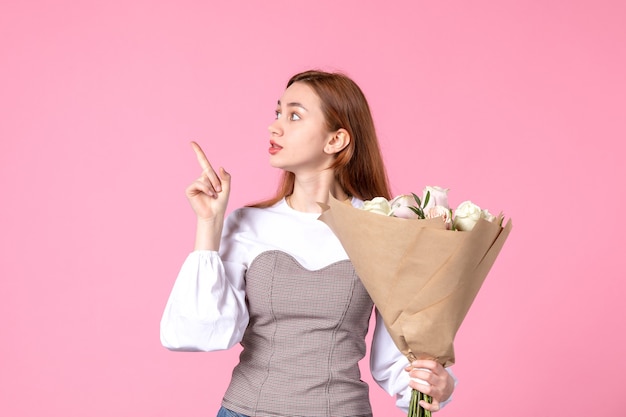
left=160, top=141, right=247, bottom=351
left=160, top=250, right=248, bottom=351
left=370, top=310, right=457, bottom=413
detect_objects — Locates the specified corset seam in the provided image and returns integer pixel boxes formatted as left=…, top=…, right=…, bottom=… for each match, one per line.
left=325, top=268, right=357, bottom=416
left=253, top=251, right=279, bottom=413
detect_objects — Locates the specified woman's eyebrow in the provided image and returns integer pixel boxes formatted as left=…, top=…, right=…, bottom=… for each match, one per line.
left=277, top=100, right=308, bottom=111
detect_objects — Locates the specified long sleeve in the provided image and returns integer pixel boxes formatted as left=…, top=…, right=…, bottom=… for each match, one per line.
left=160, top=250, right=248, bottom=351
left=370, top=310, right=457, bottom=412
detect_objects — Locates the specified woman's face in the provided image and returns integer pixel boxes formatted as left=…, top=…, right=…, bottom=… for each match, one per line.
left=267, top=82, right=336, bottom=175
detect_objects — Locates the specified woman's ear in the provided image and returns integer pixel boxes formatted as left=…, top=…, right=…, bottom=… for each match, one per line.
left=324, top=129, right=351, bottom=155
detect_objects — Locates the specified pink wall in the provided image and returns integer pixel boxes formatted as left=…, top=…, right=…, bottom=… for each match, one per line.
left=1, top=1, right=624, bottom=415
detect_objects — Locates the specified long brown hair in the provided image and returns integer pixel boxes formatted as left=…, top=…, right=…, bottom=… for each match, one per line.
left=251, top=70, right=391, bottom=208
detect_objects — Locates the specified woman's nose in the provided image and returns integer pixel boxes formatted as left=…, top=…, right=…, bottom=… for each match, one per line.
left=268, top=119, right=282, bottom=135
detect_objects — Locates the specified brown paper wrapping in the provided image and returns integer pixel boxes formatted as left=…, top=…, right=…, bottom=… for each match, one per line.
left=318, top=195, right=512, bottom=367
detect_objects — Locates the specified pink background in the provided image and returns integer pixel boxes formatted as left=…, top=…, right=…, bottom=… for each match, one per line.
left=1, top=1, right=625, bottom=416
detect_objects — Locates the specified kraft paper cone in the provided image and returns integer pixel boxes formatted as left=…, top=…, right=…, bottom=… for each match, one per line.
left=318, top=195, right=512, bottom=367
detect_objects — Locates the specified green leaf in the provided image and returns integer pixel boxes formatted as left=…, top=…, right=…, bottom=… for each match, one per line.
left=423, top=190, right=431, bottom=209
left=411, top=192, right=422, bottom=207
left=411, top=206, right=426, bottom=219
left=408, top=206, right=425, bottom=219
left=449, top=209, right=456, bottom=230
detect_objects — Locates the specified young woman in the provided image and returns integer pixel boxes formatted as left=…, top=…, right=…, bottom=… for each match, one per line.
left=160, top=70, right=456, bottom=417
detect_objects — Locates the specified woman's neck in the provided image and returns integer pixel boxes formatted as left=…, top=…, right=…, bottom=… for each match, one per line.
left=287, top=172, right=348, bottom=213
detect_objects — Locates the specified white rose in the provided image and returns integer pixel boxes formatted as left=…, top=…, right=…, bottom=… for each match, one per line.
left=453, top=200, right=482, bottom=231
left=389, top=194, right=420, bottom=219
left=362, top=197, right=392, bottom=216
left=481, top=208, right=496, bottom=223
left=426, top=205, right=453, bottom=229
left=422, top=186, right=450, bottom=211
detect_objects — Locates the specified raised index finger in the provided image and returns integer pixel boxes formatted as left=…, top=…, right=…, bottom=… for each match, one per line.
left=190, top=141, right=212, bottom=171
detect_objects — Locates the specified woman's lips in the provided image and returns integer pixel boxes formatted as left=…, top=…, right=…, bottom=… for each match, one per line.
left=269, top=140, right=282, bottom=155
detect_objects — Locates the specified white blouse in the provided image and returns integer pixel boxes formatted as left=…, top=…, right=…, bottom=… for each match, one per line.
left=160, top=198, right=455, bottom=412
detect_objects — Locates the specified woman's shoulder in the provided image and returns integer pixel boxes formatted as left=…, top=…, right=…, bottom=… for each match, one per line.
left=228, top=198, right=288, bottom=218
left=226, top=196, right=363, bottom=229
left=224, top=199, right=290, bottom=232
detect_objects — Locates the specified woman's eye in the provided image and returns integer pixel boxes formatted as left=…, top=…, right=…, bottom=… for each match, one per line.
left=289, top=113, right=301, bottom=121
left=275, top=110, right=281, bottom=119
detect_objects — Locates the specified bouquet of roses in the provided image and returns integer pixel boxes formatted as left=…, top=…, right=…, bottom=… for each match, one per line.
left=318, top=186, right=512, bottom=417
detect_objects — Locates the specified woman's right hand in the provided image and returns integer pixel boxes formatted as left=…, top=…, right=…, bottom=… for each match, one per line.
left=185, top=141, right=231, bottom=222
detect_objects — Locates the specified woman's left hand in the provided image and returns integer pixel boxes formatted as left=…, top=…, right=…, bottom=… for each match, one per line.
left=405, top=360, right=455, bottom=412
